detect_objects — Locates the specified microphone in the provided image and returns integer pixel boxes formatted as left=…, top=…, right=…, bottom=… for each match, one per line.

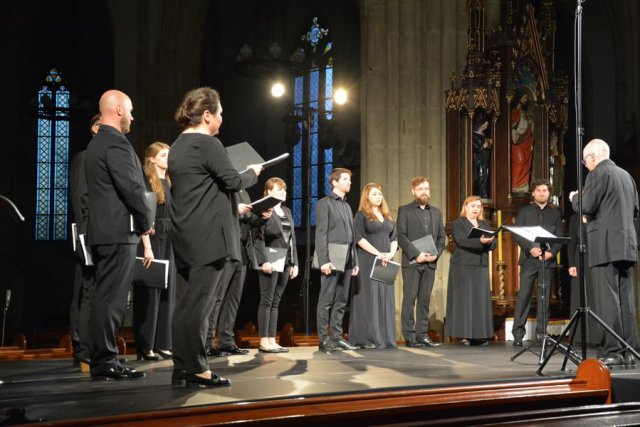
left=4, top=290, right=10, bottom=313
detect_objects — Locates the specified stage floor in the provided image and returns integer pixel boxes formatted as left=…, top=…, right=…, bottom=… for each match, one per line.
left=0, top=341, right=636, bottom=424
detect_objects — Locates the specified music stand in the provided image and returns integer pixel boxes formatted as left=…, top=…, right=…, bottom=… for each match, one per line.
left=503, top=226, right=578, bottom=366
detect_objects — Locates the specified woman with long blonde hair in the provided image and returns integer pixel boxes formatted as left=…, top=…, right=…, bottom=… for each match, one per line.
left=133, top=142, right=175, bottom=361
left=348, top=182, right=398, bottom=349
left=445, top=195, right=496, bottom=346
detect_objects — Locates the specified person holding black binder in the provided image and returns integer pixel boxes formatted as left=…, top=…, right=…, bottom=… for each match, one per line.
left=511, top=179, right=563, bottom=347
left=85, top=90, right=153, bottom=380
left=169, top=87, right=261, bottom=387
left=397, top=176, right=446, bottom=347
left=348, top=183, right=398, bottom=349
left=315, top=168, right=359, bottom=351
left=445, top=196, right=495, bottom=346
left=132, top=142, right=175, bottom=361
left=254, top=178, right=298, bottom=353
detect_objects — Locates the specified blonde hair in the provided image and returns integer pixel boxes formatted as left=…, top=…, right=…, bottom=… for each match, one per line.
left=144, top=142, right=171, bottom=204
left=358, top=182, right=393, bottom=222
left=459, top=195, right=484, bottom=220
left=264, top=177, right=287, bottom=196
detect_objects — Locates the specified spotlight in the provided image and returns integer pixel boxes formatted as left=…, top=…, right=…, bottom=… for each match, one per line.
left=271, top=82, right=286, bottom=98
left=333, top=88, right=348, bottom=105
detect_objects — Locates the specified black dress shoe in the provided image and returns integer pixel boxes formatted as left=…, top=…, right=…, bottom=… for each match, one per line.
left=624, top=353, right=637, bottom=369
left=599, top=355, right=624, bottom=368
left=177, top=373, right=231, bottom=387
left=319, top=339, right=337, bottom=351
left=137, top=351, right=162, bottom=361
left=258, top=346, right=280, bottom=353
left=92, top=366, right=145, bottom=380
left=206, top=347, right=228, bottom=357
left=405, top=339, right=425, bottom=348
left=416, top=337, right=442, bottom=347
left=155, top=349, right=173, bottom=359
left=218, top=345, right=249, bottom=355
left=513, top=338, right=523, bottom=347
left=335, top=339, right=357, bottom=350
left=469, top=339, right=489, bottom=346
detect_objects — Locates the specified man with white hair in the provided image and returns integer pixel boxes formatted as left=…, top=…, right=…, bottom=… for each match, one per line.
left=570, top=138, right=639, bottom=368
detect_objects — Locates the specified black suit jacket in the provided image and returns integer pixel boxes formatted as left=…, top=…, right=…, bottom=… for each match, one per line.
left=69, top=150, right=88, bottom=235
left=572, top=158, right=639, bottom=266
left=254, top=205, right=298, bottom=267
left=450, top=217, right=496, bottom=266
left=236, top=189, right=264, bottom=267
left=314, top=192, right=358, bottom=268
left=514, top=203, right=563, bottom=267
left=169, top=133, right=257, bottom=268
left=85, top=125, right=151, bottom=246
left=396, top=201, right=446, bottom=269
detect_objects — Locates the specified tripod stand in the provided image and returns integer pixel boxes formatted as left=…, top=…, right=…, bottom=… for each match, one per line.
left=508, top=231, right=576, bottom=365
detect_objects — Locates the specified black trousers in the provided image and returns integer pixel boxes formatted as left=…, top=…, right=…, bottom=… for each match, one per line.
left=173, top=259, right=225, bottom=374
left=512, top=262, right=553, bottom=339
left=133, top=281, right=175, bottom=352
left=69, top=260, right=94, bottom=362
left=591, top=261, right=639, bottom=358
left=316, top=269, right=352, bottom=341
left=206, top=260, right=246, bottom=348
left=401, top=265, right=435, bottom=341
left=88, top=243, right=137, bottom=374
left=257, top=269, right=289, bottom=337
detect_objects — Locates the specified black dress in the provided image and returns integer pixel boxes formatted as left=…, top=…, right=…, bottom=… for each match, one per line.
left=445, top=217, right=495, bottom=340
left=133, top=178, right=176, bottom=352
left=348, top=212, right=398, bottom=348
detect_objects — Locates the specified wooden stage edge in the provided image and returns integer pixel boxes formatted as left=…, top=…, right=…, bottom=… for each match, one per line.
left=37, top=359, right=611, bottom=427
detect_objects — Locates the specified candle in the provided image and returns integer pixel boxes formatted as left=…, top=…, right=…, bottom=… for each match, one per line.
left=497, top=210, right=503, bottom=261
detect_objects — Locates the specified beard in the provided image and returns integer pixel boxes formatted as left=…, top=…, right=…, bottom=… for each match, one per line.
left=120, top=116, right=131, bottom=134
left=414, top=194, right=430, bottom=205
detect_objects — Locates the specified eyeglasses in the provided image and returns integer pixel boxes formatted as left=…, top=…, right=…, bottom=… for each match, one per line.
left=581, top=153, right=594, bottom=165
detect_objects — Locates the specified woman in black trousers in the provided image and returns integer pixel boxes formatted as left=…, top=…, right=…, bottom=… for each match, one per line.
left=133, top=142, right=175, bottom=361
left=169, top=87, right=261, bottom=387
left=254, top=178, right=298, bottom=353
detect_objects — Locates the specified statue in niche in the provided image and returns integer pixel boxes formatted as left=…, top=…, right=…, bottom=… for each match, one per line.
left=510, top=89, right=535, bottom=193
left=472, top=113, right=493, bottom=199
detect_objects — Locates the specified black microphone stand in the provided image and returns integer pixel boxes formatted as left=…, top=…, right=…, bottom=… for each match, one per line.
left=536, top=0, right=640, bottom=375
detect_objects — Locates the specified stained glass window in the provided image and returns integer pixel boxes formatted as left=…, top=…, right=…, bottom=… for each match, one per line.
left=35, top=68, right=70, bottom=240
left=291, top=18, right=334, bottom=228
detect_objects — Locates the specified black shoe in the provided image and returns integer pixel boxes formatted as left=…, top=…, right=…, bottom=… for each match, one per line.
left=513, top=337, right=523, bottom=347
left=258, top=346, right=280, bottom=353
left=625, top=353, right=637, bottom=369
left=319, top=339, right=337, bottom=351
left=416, top=337, right=442, bottom=347
left=155, top=349, right=173, bottom=359
left=218, top=345, right=249, bottom=355
left=405, top=339, right=425, bottom=348
left=599, top=355, right=624, bottom=368
left=469, top=339, right=489, bottom=347
left=137, top=351, right=162, bottom=361
left=335, top=339, right=357, bottom=350
left=175, top=372, right=231, bottom=387
left=92, top=366, right=145, bottom=380
left=206, top=347, right=228, bottom=357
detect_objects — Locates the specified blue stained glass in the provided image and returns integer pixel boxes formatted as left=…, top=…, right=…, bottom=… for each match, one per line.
left=310, top=69, right=319, bottom=103
left=294, top=76, right=304, bottom=106
left=325, top=66, right=333, bottom=118
left=311, top=133, right=318, bottom=165
left=293, top=139, right=302, bottom=167
left=311, top=198, right=317, bottom=225
left=293, top=167, right=302, bottom=198
left=311, top=165, right=318, bottom=197
left=293, top=199, right=302, bottom=226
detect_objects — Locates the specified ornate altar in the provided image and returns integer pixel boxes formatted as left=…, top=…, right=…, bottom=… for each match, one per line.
left=445, top=0, right=569, bottom=337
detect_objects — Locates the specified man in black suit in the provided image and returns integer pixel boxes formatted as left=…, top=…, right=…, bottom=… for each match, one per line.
left=315, top=168, right=359, bottom=351
left=68, top=113, right=101, bottom=371
left=570, top=138, right=639, bottom=368
left=85, top=90, right=152, bottom=380
left=397, top=176, right=446, bottom=347
left=511, top=179, right=563, bottom=347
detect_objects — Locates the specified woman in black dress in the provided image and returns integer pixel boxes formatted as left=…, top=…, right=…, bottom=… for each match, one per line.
left=349, top=183, right=398, bottom=349
left=445, top=195, right=495, bottom=346
left=133, top=142, right=175, bottom=361
left=254, top=177, right=298, bottom=353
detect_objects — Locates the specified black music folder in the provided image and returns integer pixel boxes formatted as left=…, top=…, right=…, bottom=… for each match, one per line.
left=370, top=256, right=400, bottom=285
left=468, top=226, right=501, bottom=239
left=312, top=243, right=350, bottom=273
left=226, top=142, right=289, bottom=173
left=130, top=191, right=157, bottom=233
left=409, top=234, right=437, bottom=264
left=250, top=195, right=285, bottom=213
left=132, top=258, right=169, bottom=289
